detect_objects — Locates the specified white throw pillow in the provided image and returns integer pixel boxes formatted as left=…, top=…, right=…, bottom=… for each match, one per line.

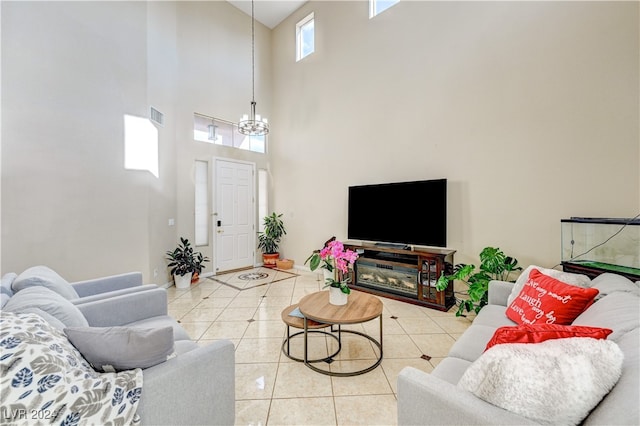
left=507, top=265, right=591, bottom=306
left=458, top=337, right=623, bottom=425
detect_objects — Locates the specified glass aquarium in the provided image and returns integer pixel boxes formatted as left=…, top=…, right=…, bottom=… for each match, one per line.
left=561, top=217, right=640, bottom=281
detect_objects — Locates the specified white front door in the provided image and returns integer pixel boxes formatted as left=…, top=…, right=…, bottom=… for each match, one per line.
left=214, top=158, right=255, bottom=273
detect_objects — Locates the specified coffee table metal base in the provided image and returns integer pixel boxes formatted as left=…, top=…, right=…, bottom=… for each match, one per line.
left=303, top=315, right=383, bottom=377
left=282, top=325, right=341, bottom=363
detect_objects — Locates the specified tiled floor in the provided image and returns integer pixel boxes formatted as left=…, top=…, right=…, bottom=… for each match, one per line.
left=166, top=267, right=473, bottom=426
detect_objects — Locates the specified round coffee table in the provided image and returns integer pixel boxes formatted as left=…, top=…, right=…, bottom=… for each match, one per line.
left=298, top=290, right=383, bottom=376
left=280, top=304, right=341, bottom=362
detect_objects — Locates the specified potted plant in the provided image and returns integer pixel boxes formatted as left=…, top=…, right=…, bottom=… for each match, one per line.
left=305, top=239, right=359, bottom=305
left=166, top=237, right=209, bottom=289
left=436, top=246, right=521, bottom=316
left=257, top=212, right=286, bottom=268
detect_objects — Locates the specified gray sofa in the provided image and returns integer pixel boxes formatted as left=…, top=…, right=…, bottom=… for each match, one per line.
left=1, top=268, right=235, bottom=425
left=397, top=272, right=640, bottom=425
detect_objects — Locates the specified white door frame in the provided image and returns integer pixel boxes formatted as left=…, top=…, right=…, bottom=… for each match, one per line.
left=212, top=157, right=257, bottom=274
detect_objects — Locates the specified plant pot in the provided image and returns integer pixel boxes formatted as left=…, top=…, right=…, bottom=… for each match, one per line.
left=174, top=273, right=192, bottom=290
left=191, top=272, right=199, bottom=283
left=276, top=259, right=294, bottom=270
left=263, top=253, right=279, bottom=268
left=329, top=286, right=348, bottom=306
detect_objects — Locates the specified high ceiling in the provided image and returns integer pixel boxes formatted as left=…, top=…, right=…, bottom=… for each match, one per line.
left=227, top=0, right=308, bottom=29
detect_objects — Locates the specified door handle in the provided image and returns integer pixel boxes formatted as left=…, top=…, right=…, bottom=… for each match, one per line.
left=217, top=229, right=224, bottom=234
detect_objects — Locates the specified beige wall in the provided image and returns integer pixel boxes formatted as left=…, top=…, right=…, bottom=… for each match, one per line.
left=271, top=1, right=640, bottom=268
left=2, top=1, right=638, bottom=281
left=1, top=1, right=271, bottom=281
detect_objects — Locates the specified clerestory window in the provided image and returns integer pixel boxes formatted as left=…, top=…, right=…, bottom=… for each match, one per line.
left=370, top=0, right=399, bottom=18
left=296, top=12, right=314, bottom=61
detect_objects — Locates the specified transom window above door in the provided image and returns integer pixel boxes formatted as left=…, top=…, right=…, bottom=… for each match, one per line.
left=193, top=113, right=265, bottom=154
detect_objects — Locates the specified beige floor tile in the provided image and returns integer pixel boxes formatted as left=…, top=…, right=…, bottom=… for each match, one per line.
left=272, top=362, right=333, bottom=398
left=227, top=296, right=264, bottom=308
left=235, top=362, right=278, bottom=400
left=431, top=316, right=473, bottom=334
left=235, top=337, right=283, bottom=364
left=259, top=295, right=294, bottom=308
left=254, top=305, right=288, bottom=321
left=235, top=399, right=270, bottom=426
left=217, top=307, right=258, bottom=321
left=429, top=357, right=446, bottom=369
left=381, top=358, right=434, bottom=393
left=180, top=307, right=223, bottom=322
left=383, top=300, right=428, bottom=318
left=198, top=296, right=233, bottom=309
left=243, top=320, right=286, bottom=339
left=267, top=397, right=336, bottom=425
left=179, top=322, right=213, bottom=340
left=197, top=338, right=240, bottom=348
left=167, top=307, right=192, bottom=320
left=410, top=334, right=457, bottom=358
left=330, top=362, right=392, bottom=396
left=201, top=320, right=249, bottom=340
left=328, top=334, right=377, bottom=361
left=381, top=334, right=423, bottom=359
left=396, top=316, right=446, bottom=334
left=213, top=286, right=242, bottom=298
left=362, top=316, right=406, bottom=335
left=334, top=394, right=398, bottom=426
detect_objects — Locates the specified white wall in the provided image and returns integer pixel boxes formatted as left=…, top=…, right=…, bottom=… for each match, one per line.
left=271, top=1, right=640, bottom=268
left=1, top=1, right=272, bottom=281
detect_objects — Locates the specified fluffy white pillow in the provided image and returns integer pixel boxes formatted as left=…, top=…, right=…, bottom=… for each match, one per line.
left=458, top=337, right=623, bottom=425
left=507, top=265, right=591, bottom=306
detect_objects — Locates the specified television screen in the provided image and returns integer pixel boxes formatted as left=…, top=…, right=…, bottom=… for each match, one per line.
left=347, top=179, right=447, bottom=247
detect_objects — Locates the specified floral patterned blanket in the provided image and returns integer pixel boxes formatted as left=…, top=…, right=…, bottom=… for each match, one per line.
left=0, top=312, right=143, bottom=425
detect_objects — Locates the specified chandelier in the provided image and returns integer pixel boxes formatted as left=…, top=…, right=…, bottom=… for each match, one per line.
left=238, top=0, right=269, bottom=136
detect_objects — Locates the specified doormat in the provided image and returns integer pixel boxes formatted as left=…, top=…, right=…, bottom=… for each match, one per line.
left=208, top=267, right=298, bottom=291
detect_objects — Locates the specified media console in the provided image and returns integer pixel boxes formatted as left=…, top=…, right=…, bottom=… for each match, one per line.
left=344, top=241, right=456, bottom=311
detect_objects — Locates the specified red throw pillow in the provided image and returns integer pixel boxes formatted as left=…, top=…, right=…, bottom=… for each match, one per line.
left=485, top=323, right=613, bottom=351
left=506, top=269, right=599, bottom=326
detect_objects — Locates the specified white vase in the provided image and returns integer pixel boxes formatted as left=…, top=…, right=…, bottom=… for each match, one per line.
left=174, top=273, right=192, bottom=289
left=329, top=286, right=348, bottom=306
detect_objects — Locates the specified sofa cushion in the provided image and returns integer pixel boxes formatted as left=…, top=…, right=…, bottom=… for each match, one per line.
left=1, top=272, right=17, bottom=297
left=3, top=286, right=88, bottom=328
left=506, top=269, right=598, bottom=325
left=485, top=323, right=612, bottom=350
left=448, top=324, right=498, bottom=362
left=590, top=273, right=640, bottom=299
left=430, top=356, right=473, bottom=385
left=583, top=328, right=640, bottom=425
left=0, top=312, right=143, bottom=425
left=470, top=304, right=516, bottom=328
left=507, top=265, right=591, bottom=306
left=65, top=326, right=175, bottom=372
left=12, top=265, right=79, bottom=300
left=572, top=291, right=640, bottom=341
left=458, top=337, right=623, bottom=426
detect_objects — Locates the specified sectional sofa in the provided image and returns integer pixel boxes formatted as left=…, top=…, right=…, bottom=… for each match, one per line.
left=397, top=269, right=639, bottom=425
left=1, top=266, right=235, bottom=425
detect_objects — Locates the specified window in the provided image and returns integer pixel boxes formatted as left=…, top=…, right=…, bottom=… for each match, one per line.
left=193, top=113, right=265, bottom=154
left=257, top=169, right=268, bottom=232
left=124, top=114, right=158, bottom=177
left=296, top=12, right=314, bottom=61
left=194, top=160, right=208, bottom=246
left=370, top=0, right=399, bottom=18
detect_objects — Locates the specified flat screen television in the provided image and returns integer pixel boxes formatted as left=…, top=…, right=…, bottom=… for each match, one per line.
left=347, top=179, right=447, bottom=248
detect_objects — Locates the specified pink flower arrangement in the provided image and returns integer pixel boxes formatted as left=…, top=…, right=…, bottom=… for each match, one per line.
left=306, top=239, right=359, bottom=294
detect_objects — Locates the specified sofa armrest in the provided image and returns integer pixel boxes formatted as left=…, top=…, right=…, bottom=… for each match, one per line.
left=71, top=284, right=158, bottom=305
left=71, top=272, right=143, bottom=297
left=487, top=280, right=513, bottom=306
left=76, top=288, right=168, bottom=326
left=138, top=340, right=235, bottom=426
left=397, top=367, right=536, bottom=425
